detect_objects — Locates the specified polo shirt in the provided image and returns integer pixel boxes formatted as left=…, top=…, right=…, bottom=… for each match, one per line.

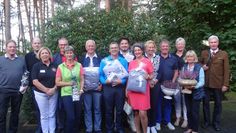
left=157, top=54, right=178, bottom=83
left=25, top=51, right=40, bottom=86
left=31, top=61, right=57, bottom=93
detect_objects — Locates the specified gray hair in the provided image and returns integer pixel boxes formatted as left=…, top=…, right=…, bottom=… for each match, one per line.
left=208, top=35, right=219, bottom=42
left=159, top=39, right=170, bottom=47
left=64, top=45, right=74, bottom=52
left=85, top=39, right=96, bottom=46
left=184, top=50, right=198, bottom=63
left=175, top=37, right=186, bottom=45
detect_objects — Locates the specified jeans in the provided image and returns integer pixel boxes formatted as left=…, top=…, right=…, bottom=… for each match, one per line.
left=174, top=85, right=187, bottom=120
left=203, top=87, right=222, bottom=127
left=0, top=92, right=23, bottom=133
left=83, top=91, right=102, bottom=132
left=103, top=85, right=125, bottom=133
left=34, top=91, right=58, bottom=133
left=185, top=94, right=201, bottom=132
left=62, top=96, right=83, bottom=133
left=156, top=86, right=172, bottom=124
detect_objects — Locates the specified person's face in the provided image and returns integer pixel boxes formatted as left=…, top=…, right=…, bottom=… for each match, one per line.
left=209, top=38, right=219, bottom=50
left=145, top=43, right=156, bottom=56
left=40, top=49, right=50, bottom=62
left=58, top=39, right=68, bottom=53
left=109, top=44, right=119, bottom=56
left=6, top=42, right=16, bottom=56
left=186, top=55, right=195, bottom=64
left=119, top=39, right=129, bottom=52
left=134, top=47, right=143, bottom=59
left=160, top=42, right=169, bottom=54
left=32, top=38, right=42, bottom=52
left=176, top=42, right=185, bottom=52
left=65, top=50, right=74, bottom=60
left=85, top=41, right=96, bottom=55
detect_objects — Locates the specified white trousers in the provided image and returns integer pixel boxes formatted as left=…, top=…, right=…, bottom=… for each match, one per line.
left=174, top=85, right=187, bottom=120
left=34, top=90, right=58, bottom=133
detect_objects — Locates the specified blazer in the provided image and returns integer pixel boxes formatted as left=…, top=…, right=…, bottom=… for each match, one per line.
left=200, top=49, right=230, bottom=89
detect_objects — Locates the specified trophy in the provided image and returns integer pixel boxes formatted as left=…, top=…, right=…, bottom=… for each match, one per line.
left=19, top=70, right=30, bottom=94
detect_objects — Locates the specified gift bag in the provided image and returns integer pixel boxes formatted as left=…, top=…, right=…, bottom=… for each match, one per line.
left=126, top=69, right=147, bottom=93
left=84, top=67, right=100, bottom=91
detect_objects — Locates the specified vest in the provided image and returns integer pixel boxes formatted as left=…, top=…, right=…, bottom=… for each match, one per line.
left=58, top=62, right=81, bottom=96
left=183, top=63, right=205, bottom=100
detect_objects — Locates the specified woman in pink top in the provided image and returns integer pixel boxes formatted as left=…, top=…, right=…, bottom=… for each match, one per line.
left=127, top=43, right=154, bottom=133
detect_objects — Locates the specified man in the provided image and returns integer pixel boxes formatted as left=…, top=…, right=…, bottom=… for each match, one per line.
left=81, top=40, right=102, bottom=133
left=0, top=40, right=26, bottom=133
left=118, top=37, right=136, bottom=132
left=155, top=39, right=178, bottom=131
left=99, top=42, right=128, bottom=133
left=201, top=35, right=230, bottom=131
left=25, top=37, right=43, bottom=133
left=53, top=37, right=69, bottom=133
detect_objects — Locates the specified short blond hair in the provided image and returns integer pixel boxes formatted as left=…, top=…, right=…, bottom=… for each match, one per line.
left=37, top=47, right=53, bottom=60
left=184, top=50, right=198, bottom=63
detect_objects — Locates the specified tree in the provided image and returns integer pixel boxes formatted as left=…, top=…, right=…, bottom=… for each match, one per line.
left=4, top=0, right=11, bottom=40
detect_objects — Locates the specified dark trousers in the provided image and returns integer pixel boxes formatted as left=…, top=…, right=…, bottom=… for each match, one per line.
left=56, top=91, right=65, bottom=132
left=103, top=85, right=125, bottom=133
left=0, top=92, right=23, bottom=133
left=148, top=84, right=159, bottom=127
left=31, top=87, right=42, bottom=133
left=62, top=96, right=83, bottom=133
left=156, top=85, right=172, bottom=124
left=203, top=87, right=222, bottom=127
left=185, top=94, right=201, bottom=132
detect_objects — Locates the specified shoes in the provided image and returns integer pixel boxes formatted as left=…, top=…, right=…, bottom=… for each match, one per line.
left=155, top=123, right=161, bottom=131
left=150, top=126, right=157, bottom=133
left=184, top=129, right=192, bottom=133
left=174, top=118, right=180, bottom=126
left=213, top=125, right=221, bottom=131
left=167, top=122, right=175, bottom=130
left=181, top=120, right=188, bottom=128
left=147, top=127, right=151, bottom=133
left=202, top=122, right=210, bottom=129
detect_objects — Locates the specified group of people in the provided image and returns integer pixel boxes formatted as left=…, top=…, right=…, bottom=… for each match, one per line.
left=0, top=35, right=230, bottom=133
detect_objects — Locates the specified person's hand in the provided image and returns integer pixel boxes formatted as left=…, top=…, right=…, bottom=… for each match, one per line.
left=97, top=84, right=102, bottom=91
left=222, top=86, right=228, bottom=92
left=112, top=79, right=122, bottom=86
left=106, top=79, right=111, bottom=84
left=202, top=64, right=209, bottom=71
left=46, top=87, right=56, bottom=96
left=19, top=86, right=28, bottom=94
left=184, top=85, right=195, bottom=90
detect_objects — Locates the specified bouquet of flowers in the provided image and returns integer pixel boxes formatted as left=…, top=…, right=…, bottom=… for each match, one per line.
left=178, top=71, right=198, bottom=94
left=84, top=67, right=100, bottom=91
left=161, top=80, right=178, bottom=99
left=19, top=71, right=30, bottom=94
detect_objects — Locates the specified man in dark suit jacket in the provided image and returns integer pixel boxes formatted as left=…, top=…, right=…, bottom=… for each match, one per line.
left=200, top=35, right=230, bottom=131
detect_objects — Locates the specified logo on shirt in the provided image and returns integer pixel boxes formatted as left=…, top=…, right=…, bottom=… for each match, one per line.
left=40, top=70, right=46, bottom=73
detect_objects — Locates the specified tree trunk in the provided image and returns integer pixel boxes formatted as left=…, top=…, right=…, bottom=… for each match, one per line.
left=127, top=0, right=132, bottom=11
left=105, top=0, right=110, bottom=12
left=4, top=0, right=11, bottom=40
left=95, top=0, right=101, bottom=11
left=51, top=0, right=55, bottom=17
left=34, top=0, right=40, bottom=36
left=17, top=0, right=25, bottom=52
left=24, top=0, right=33, bottom=42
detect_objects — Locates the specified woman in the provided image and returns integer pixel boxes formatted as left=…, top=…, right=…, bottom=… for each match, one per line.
left=182, top=50, right=205, bottom=133
left=144, top=40, right=160, bottom=133
left=127, top=43, right=154, bottom=133
left=55, top=46, right=84, bottom=133
left=173, top=37, right=188, bottom=128
left=31, top=47, right=58, bottom=133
